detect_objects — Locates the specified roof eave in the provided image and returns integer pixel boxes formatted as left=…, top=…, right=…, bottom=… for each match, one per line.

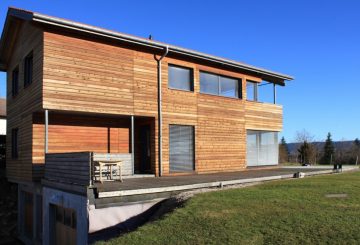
left=31, top=11, right=293, bottom=84
left=1, top=8, right=294, bottom=83
left=0, top=8, right=33, bottom=71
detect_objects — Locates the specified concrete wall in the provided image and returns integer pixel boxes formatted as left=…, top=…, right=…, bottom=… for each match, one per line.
left=88, top=200, right=160, bottom=233
left=42, top=187, right=88, bottom=245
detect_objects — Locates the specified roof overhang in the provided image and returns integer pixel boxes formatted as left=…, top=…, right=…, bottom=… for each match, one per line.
left=0, top=7, right=294, bottom=85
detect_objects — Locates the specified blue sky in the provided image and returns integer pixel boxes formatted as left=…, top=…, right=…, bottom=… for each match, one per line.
left=0, top=0, right=359, bottom=142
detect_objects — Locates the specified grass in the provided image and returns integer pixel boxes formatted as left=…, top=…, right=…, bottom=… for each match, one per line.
left=97, top=170, right=360, bottom=245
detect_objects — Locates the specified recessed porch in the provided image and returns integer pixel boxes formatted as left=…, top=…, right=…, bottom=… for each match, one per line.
left=35, top=110, right=157, bottom=177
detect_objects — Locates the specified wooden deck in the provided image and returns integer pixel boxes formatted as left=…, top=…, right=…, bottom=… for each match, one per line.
left=93, top=167, right=338, bottom=198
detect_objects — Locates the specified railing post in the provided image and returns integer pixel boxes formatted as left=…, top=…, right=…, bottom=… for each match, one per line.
left=131, top=115, right=135, bottom=175
left=273, top=84, right=276, bottom=104
left=45, top=109, right=48, bottom=154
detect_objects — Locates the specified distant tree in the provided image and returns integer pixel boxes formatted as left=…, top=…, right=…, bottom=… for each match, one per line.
left=279, top=137, right=289, bottom=163
left=295, top=129, right=314, bottom=143
left=294, top=130, right=316, bottom=164
left=351, top=138, right=360, bottom=164
left=320, top=132, right=335, bottom=164
left=354, top=138, right=360, bottom=147
left=298, top=141, right=313, bottom=164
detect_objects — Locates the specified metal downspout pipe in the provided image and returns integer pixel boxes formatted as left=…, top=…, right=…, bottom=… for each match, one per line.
left=155, top=45, right=169, bottom=177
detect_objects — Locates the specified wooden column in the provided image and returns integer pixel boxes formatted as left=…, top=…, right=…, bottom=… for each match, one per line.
left=131, top=115, right=134, bottom=175
left=45, top=109, right=48, bottom=154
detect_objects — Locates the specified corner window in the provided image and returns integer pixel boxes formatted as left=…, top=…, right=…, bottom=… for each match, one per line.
left=246, top=80, right=258, bottom=101
left=168, top=65, right=193, bottom=91
left=11, top=128, right=18, bottom=159
left=24, top=52, right=33, bottom=88
left=247, top=130, right=278, bottom=166
left=12, top=66, right=19, bottom=97
left=200, top=71, right=241, bottom=98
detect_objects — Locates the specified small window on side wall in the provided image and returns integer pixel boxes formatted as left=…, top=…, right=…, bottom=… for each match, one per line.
left=12, top=128, right=19, bottom=159
left=246, top=80, right=258, bottom=101
left=12, top=66, right=19, bottom=97
left=24, top=51, right=33, bottom=88
left=168, top=65, right=193, bottom=91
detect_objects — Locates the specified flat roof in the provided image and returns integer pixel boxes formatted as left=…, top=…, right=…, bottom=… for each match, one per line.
left=0, top=7, right=294, bottom=84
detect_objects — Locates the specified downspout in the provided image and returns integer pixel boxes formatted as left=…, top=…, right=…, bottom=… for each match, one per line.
left=155, top=45, right=169, bottom=177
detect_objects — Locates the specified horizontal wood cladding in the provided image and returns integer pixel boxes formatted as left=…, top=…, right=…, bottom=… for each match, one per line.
left=245, top=102, right=283, bottom=131
left=196, top=94, right=246, bottom=173
left=6, top=22, right=43, bottom=182
left=36, top=30, right=283, bottom=176
left=43, top=32, right=135, bottom=114
left=33, top=114, right=130, bottom=166
left=45, top=152, right=92, bottom=186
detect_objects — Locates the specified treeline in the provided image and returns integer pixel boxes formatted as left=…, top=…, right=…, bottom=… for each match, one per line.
left=279, top=131, right=360, bottom=165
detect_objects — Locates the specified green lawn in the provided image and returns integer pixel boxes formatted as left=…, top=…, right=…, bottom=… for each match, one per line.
left=98, top=170, right=360, bottom=245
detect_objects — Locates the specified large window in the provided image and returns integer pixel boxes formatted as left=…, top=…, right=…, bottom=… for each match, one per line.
left=12, top=66, right=19, bottom=97
left=246, top=80, right=258, bottom=101
left=246, top=130, right=278, bottom=166
left=169, top=125, right=194, bottom=172
left=168, top=65, right=193, bottom=91
left=11, top=128, right=18, bottom=159
left=200, top=71, right=241, bottom=98
left=24, top=51, right=33, bottom=88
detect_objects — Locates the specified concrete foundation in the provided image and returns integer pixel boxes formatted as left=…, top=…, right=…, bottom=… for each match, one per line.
left=88, top=200, right=161, bottom=233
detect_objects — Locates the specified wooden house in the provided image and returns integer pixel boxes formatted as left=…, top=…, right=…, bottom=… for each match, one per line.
left=0, top=7, right=293, bottom=244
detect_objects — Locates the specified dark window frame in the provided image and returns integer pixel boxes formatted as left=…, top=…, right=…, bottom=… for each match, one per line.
left=200, top=71, right=242, bottom=99
left=246, top=80, right=258, bottom=101
left=12, top=66, right=19, bottom=97
left=168, top=64, right=194, bottom=92
left=24, top=51, right=33, bottom=88
left=11, top=128, right=19, bottom=159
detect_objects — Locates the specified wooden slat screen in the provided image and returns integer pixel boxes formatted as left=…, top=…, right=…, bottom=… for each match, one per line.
left=45, top=152, right=91, bottom=186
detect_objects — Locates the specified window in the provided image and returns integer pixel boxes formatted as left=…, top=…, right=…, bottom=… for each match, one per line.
left=220, top=76, right=239, bottom=97
left=24, top=52, right=33, bottom=87
left=246, top=130, right=278, bottom=166
left=169, top=125, right=194, bottom=172
left=246, top=80, right=258, bottom=101
left=12, top=66, right=19, bottom=97
left=200, top=71, right=241, bottom=98
left=54, top=205, right=77, bottom=229
left=11, top=128, right=18, bottom=159
left=168, top=65, right=193, bottom=91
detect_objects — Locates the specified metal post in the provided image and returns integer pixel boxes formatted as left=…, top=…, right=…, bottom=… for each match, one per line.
left=45, top=109, right=48, bottom=154
left=131, top=115, right=135, bottom=175
left=273, top=84, right=276, bottom=104
left=330, top=154, right=333, bottom=165
left=155, top=46, right=168, bottom=177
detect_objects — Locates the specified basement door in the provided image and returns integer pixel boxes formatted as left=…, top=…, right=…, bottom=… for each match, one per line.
left=53, top=205, right=77, bottom=245
left=169, top=125, right=195, bottom=172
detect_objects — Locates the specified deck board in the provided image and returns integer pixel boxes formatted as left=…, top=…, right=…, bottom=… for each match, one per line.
left=94, top=167, right=334, bottom=194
